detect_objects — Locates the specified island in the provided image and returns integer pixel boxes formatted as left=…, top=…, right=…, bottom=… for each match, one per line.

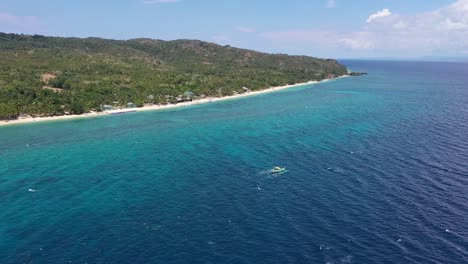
left=0, top=33, right=351, bottom=123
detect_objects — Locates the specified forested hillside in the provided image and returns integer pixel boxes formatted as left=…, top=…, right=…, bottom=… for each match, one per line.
left=0, top=33, right=348, bottom=119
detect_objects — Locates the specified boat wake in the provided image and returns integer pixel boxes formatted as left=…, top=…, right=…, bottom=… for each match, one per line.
left=259, top=167, right=288, bottom=178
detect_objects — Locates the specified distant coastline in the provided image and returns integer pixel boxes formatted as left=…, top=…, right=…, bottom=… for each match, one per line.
left=0, top=75, right=349, bottom=127
left=0, top=33, right=350, bottom=122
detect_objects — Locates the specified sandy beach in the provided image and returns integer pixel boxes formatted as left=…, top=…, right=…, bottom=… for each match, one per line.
left=0, top=75, right=348, bottom=127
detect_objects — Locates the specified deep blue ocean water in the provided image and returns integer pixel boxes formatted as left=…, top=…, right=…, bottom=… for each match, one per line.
left=0, top=60, right=467, bottom=264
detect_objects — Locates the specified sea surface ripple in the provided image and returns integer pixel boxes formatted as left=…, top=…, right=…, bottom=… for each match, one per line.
left=0, top=61, right=467, bottom=263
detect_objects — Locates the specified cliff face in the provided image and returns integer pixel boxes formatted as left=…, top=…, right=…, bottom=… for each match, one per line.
left=0, top=33, right=348, bottom=119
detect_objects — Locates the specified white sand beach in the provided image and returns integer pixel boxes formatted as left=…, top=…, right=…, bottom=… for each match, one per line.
left=0, top=75, right=348, bottom=127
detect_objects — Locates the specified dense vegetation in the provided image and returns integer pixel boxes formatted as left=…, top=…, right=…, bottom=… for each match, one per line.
left=0, top=33, right=348, bottom=120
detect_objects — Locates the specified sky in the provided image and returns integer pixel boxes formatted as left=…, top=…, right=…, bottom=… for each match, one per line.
left=1, top=0, right=467, bottom=59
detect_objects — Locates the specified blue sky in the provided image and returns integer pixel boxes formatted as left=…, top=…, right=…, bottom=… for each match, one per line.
left=1, top=0, right=467, bottom=58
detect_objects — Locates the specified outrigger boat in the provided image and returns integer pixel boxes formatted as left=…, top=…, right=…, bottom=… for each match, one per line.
left=271, top=166, right=287, bottom=174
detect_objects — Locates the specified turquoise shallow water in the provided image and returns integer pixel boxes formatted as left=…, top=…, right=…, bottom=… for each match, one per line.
left=0, top=61, right=467, bottom=263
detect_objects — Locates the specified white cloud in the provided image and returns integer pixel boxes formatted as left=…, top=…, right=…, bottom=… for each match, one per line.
left=444, top=18, right=467, bottom=30
left=236, top=26, right=256, bottom=33
left=143, top=0, right=179, bottom=4
left=366, top=8, right=392, bottom=23
left=336, top=37, right=373, bottom=52
left=437, top=0, right=468, bottom=30
left=0, top=12, right=43, bottom=34
left=350, top=0, right=468, bottom=53
left=326, top=0, right=336, bottom=8
left=393, top=21, right=407, bottom=29
left=261, top=0, right=468, bottom=57
left=451, top=0, right=468, bottom=11
left=339, top=38, right=372, bottom=50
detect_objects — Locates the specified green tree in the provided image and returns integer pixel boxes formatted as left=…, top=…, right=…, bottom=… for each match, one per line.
left=0, top=103, right=18, bottom=120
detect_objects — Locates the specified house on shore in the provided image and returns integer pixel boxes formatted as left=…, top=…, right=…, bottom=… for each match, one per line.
left=18, top=114, right=32, bottom=120
left=183, top=91, right=194, bottom=101
left=101, top=104, right=113, bottom=111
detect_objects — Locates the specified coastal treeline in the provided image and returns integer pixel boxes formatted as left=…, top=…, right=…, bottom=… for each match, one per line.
left=0, top=33, right=348, bottom=120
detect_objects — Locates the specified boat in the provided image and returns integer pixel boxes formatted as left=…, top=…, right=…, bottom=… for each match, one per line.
left=271, top=166, right=287, bottom=174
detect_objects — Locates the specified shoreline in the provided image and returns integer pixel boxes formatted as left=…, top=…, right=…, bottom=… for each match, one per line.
left=0, top=75, right=348, bottom=127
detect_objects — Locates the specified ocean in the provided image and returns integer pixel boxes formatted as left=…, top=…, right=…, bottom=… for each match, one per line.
left=0, top=60, right=467, bottom=263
